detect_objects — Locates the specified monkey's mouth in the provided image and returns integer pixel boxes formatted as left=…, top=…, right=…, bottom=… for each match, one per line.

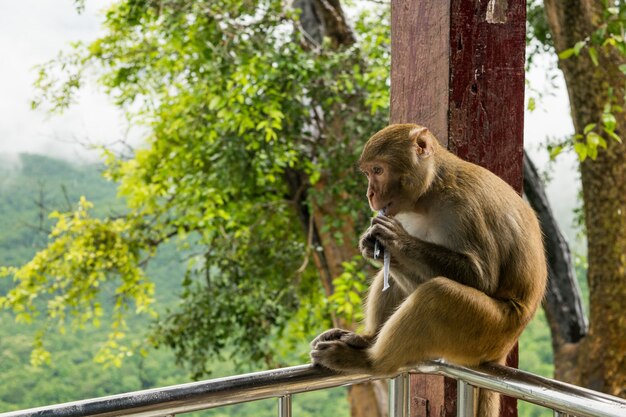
left=381, top=202, right=392, bottom=215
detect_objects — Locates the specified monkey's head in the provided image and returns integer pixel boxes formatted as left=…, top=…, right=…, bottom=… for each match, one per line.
left=359, top=124, right=437, bottom=215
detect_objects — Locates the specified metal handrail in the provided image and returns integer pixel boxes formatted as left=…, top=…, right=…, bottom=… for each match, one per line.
left=1, top=360, right=625, bottom=417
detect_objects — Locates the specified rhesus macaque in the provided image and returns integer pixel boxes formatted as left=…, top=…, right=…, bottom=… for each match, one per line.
left=310, top=124, right=547, bottom=416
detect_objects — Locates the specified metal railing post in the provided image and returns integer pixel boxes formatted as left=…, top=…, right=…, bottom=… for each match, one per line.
left=278, top=394, right=292, bottom=417
left=457, top=379, right=477, bottom=417
left=389, top=372, right=410, bottom=417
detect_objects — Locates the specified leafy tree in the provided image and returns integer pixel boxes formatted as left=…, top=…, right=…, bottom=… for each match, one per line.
left=0, top=155, right=349, bottom=416
left=5, top=0, right=624, bottom=415
left=1, top=1, right=389, bottom=416
left=528, top=0, right=626, bottom=398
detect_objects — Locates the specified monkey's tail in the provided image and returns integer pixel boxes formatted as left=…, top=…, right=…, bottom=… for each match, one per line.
left=477, top=388, right=500, bottom=417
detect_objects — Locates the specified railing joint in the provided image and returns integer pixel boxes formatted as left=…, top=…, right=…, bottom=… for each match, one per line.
left=278, top=394, right=292, bottom=417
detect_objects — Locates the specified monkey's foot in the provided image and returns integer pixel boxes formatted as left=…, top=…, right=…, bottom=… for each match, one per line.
left=310, top=339, right=371, bottom=373
left=310, top=329, right=372, bottom=349
left=310, top=328, right=349, bottom=349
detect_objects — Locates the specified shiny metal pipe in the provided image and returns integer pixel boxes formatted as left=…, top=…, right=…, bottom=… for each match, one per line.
left=419, top=361, right=626, bottom=417
left=0, top=365, right=376, bottom=417
left=2, top=360, right=626, bottom=417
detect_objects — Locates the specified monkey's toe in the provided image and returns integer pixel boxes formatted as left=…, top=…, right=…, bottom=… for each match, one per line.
left=310, top=340, right=371, bottom=374
left=340, top=333, right=372, bottom=349
left=310, top=341, right=344, bottom=368
left=310, top=328, right=351, bottom=349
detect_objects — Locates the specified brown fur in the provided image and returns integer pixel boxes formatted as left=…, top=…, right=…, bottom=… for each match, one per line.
left=310, top=124, right=547, bottom=416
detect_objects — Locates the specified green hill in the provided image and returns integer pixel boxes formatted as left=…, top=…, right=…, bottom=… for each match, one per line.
left=0, top=153, right=348, bottom=416
left=0, top=154, right=184, bottom=410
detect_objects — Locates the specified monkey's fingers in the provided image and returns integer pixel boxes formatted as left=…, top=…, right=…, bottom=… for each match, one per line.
left=359, top=236, right=377, bottom=259
left=310, top=341, right=348, bottom=367
left=361, top=246, right=376, bottom=260
left=310, top=340, right=341, bottom=366
left=372, top=215, right=402, bottom=231
left=370, top=223, right=397, bottom=245
left=312, top=340, right=337, bottom=351
left=359, top=240, right=376, bottom=259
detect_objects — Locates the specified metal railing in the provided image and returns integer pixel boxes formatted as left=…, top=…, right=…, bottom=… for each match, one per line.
left=1, top=360, right=625, bottom=417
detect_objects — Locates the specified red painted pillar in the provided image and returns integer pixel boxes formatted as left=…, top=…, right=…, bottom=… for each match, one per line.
left=390, top=0, right=526, bottom=416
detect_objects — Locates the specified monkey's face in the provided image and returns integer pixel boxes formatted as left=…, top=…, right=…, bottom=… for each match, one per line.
left=359, top=124, right=437, bottom=216
left=361, top=161, right=402, bottom=215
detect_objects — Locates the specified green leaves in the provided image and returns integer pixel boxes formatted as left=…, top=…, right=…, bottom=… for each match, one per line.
left=602, top=112, right=616, bottom=132
left=0, top=197, right=155, bottom=366
left=558, top=1, right=626, bottom=68
left=328, top=258, right=368, bottom=327
left=11, top=0, right=392, bottom=374
left=556, top=1, right=626, bottom=162
left=558, top=41, right=586, bottom=60
left=588, top=47, right=599, bottom=66
left=572, top=109, right=621, bottom=162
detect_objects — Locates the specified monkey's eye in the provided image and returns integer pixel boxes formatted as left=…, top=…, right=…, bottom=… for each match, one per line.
left=372, top=166, right=384, bottom=175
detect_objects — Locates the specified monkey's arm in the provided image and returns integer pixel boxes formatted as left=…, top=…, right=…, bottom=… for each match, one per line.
left=367, top=216, right=493, bottom=291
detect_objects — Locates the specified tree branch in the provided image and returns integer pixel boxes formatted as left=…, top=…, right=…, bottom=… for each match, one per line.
left=294, top=0, right=355, bottom=48
left=523, top=151, right=588, bottom=347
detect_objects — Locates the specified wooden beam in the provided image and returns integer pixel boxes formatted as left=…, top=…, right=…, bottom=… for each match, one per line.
left=390, top=0, right=526, bottom=416
left=448, top=0, right=526, bottom=191
left=391, top=0, right=450, bottom=146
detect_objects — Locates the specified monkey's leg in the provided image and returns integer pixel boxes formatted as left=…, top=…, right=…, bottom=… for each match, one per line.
left=363, top=270, right=406, bottom=336
left=310, top=271, right=407, bottom=371
left=310, top=271, right=404, bottom=353
left=367, top=277, right=520, bottom=375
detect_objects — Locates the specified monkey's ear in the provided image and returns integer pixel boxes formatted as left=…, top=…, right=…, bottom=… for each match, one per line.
left=410, top=127, right=433, bottom=158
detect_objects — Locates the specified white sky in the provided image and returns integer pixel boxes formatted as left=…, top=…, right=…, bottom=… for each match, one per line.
left=0, top=1, right=580, bottom=238
left=0, top=0, right=123, bottom=163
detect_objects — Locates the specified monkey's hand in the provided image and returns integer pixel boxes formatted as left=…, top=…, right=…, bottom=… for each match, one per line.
left=369, top=215, right=410, bottom=255
left=358, top=230, right=378, bottom=260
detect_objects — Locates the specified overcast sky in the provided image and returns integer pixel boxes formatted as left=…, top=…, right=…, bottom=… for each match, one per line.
left=0, top=1, right=575, bottom=158
left=0, top=0, right=122, bottom=163
left=0, top=1, right=580, bottom=237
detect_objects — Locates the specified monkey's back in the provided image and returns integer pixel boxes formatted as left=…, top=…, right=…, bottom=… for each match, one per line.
left=434, top=151, right=547, bottom=323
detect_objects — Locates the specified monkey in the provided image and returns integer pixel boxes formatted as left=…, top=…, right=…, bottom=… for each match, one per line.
left=310, top=124, right=547, bottom=416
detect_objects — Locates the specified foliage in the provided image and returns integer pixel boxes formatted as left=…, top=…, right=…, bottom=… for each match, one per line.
left=556, top=1, right=626, bottom=62
left=0, top=155, right=349, bottom=416
left=328, top=257, right=368, bottom=327
left=0, top=156, right=557, bottom=417
left=533, top=0, right=626, bottom=161
left=1, top=197, right=154, bottom=366
left=2, top=0, right=390, bottom=376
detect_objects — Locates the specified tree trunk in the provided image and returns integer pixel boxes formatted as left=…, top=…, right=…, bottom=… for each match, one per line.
left=544, top=0, right=626, bottom=397
left=292, top=1, right=388, bottom=416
